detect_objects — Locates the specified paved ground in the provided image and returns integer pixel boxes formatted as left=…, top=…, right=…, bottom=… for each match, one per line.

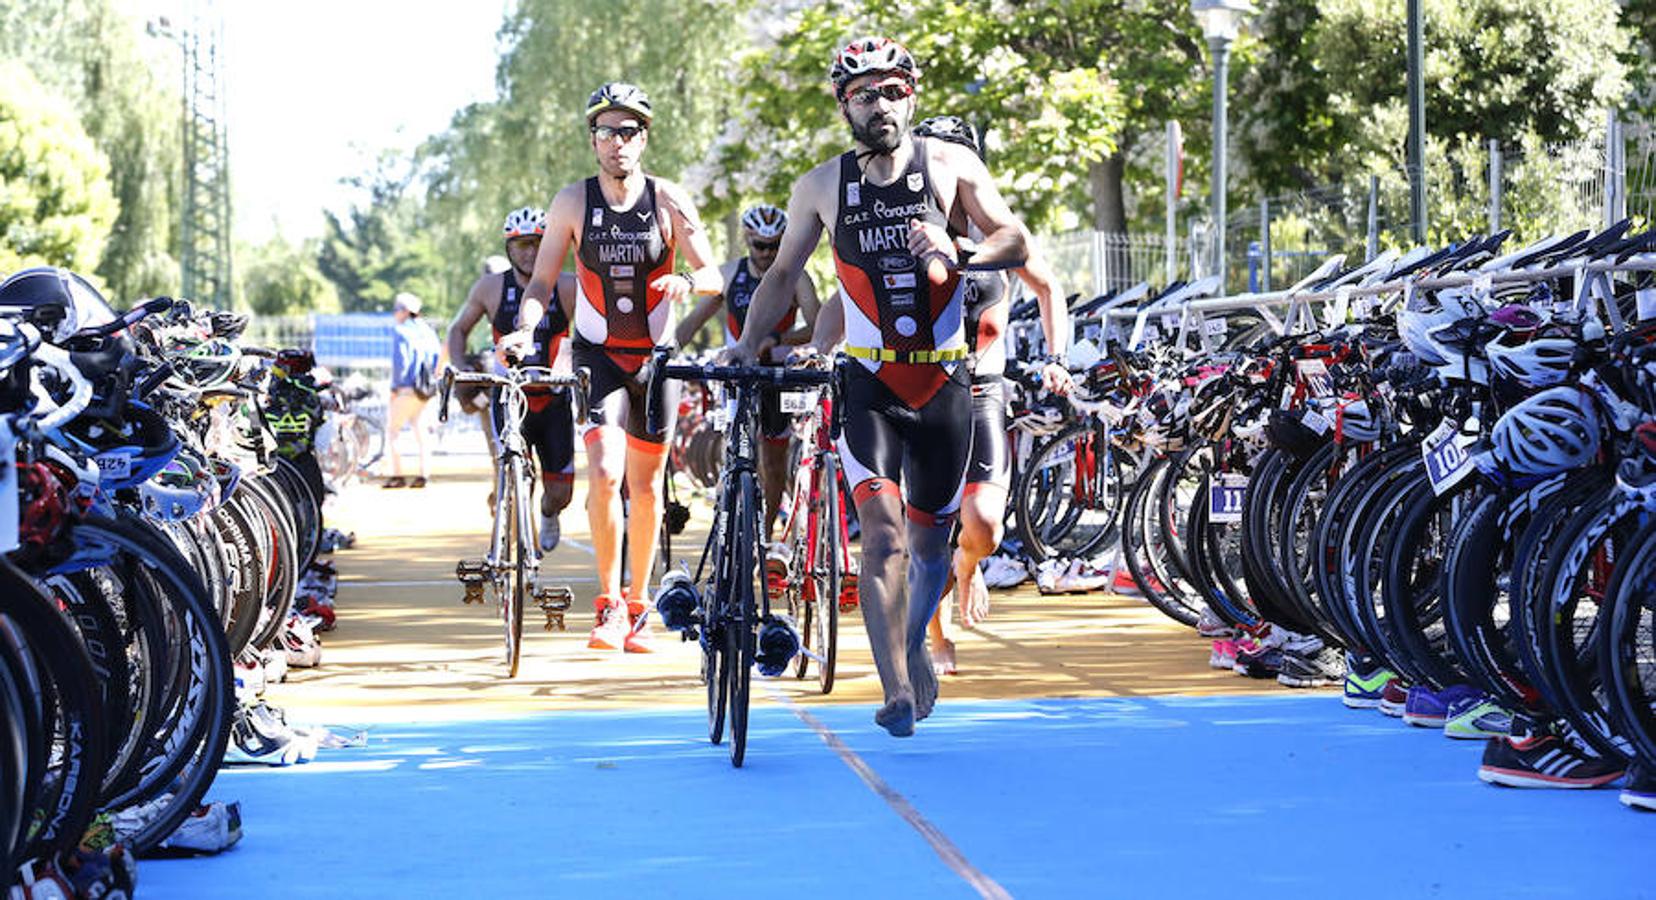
left=141, top=456, right=1652, bottom=898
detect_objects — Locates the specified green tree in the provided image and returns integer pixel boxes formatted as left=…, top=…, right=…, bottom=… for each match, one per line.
left=0, top=60, right=118, bottom=274
left=316, top=155, right=447, bottom=315
left=1237, top=0, right=1630, bottom=194
left=239, top=233, right=340, bottom=316
left=417, top=0, right=751, bottom=304
left=0, top=0, right=181, bottom=299
left=689, top=1, right=1134, bottom=232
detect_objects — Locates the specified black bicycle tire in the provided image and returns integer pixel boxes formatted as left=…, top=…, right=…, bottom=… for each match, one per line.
left=727, top=469, right=759, bottom=768
left=816, top=452, right=842, bottom=694
left=504, top=454, right=527, bottom=678
left=1601, top=517, right=1656, bottom=764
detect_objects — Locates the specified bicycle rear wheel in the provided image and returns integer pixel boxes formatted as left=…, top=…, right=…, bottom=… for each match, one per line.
left=812, top=453, right=843, bottom=694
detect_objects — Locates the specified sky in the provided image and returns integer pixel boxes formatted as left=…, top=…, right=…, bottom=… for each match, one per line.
left=131, top=0, right=507, bottom=243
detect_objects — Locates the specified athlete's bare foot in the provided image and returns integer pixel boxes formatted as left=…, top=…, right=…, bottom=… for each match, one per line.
left=909, top=643, right=939, bottom=721
left=958, top=572, right=990, bottom=629
left=874, top=694, right=916, bottom=737
left=932, top=636, right=957, bottom=676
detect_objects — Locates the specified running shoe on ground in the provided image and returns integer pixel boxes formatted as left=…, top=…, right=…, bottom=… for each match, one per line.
left=233, top=659, right=266, bottom=703
left=158, top=801, right=244, bottom=854
left=623, top=599, right=655, bottom=653
left=1378, top=679, right=1410, bottom=717
left=1443, top=697, right=1513, bottom=739
left=1035, top=559, right=1068, bottom=594
left=1342, top=653, right=1396, bottom=708
left=1478, top=732, right=1624, bottom=788
left=538, top=512, right=561, bottom=553
left=1277, top=646, right=1346, bottom=688
left=1209, top=639, right=1237, bottom=670
left=1402, top=684, right=1481, bottom=728
left=224, top=702, right=318, bottom=766
left=1233, top=646, right=1285, bottom=678
left=1620, top=761, right=1656, bottom=811
left=981, top=554, right=1030, bottom=589
left=1056, top=559, right=1114, bottom=593
left=587, top=596, right=628, bottom=651
left=1111, top=569, right=1143, bottom=596
left=1196, top=609, right=1237, bottom=639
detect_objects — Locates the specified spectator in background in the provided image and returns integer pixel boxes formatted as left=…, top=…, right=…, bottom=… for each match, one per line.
left=385, top=291, right=441, bottom=488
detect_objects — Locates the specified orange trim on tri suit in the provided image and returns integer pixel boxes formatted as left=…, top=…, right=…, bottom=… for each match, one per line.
left=625, top=433, right=668, bottom=456
left=881, top=362, right=949, bottom=410
left=905, top=503, right=956, bottom=528
left=543, top=471, right=576, bottom=485
left=961, top=481, right=1007, bottom=499
left=576, top=261, right=607, bottom=317
left=852, top=477, right=898, bottom=508
left=606, top=252, right=676, bottom=375
left=833, top=249, right=883, bottom=327
left=582, top=427, right=610, bottom=446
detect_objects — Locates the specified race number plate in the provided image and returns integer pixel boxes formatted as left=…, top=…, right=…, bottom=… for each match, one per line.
left=1301, top=408, right=1333, bottom=435
left=1295, top=358, right=1334, bottom=398
left=95, top=452, right=132, bottom=482
left=1420, top=419, right=1476, bottom=495
left=1208, top=472, right=1248, bottom=524
left=1205, top=317, right=1228, bottom=337
left=779, top=390, right=814, bottom=414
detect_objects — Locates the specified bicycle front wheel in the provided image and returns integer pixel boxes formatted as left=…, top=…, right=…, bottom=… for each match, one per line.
left=503, top=455, right=529, bottom=678
left=726, top=469, right=760, bottom=767
left=813, top=453, right=843, bottom=694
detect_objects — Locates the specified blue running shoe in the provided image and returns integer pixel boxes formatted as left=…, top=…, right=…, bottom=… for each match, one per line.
left=1402, top=684, right=1481, bottom=728
left=1443, top=697, right=1513, bottom=739
left=1342, top=653, right=1395, bottom=708
left=1620, top=761, right=1655, bottom=811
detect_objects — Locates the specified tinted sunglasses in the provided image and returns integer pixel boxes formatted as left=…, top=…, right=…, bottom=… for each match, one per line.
left=591, top=124, right=646, bottom=142
left=750, top=240, right=780, bottom=252
left=845, top=81, right=913, bottom=106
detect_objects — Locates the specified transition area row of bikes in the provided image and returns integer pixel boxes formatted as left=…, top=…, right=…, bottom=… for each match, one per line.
left=0, top=267, right=370, bottom=897
left=6, top=221, right=1656, bottom=895
left=638, top=221, right=1656, bottom=810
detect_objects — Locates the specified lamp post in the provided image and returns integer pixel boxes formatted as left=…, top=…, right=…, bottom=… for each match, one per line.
left=1192, top=0, right=1253, bottom=292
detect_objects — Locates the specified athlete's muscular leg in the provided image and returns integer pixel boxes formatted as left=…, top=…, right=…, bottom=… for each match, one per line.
left=542, top=476, right=573, bottom=517
left=904, top=516, right=954, bottom=721
left=759, top=438, right=790, bottom=541
left=585, top=426, right=628, bottom=598
left=855, top=490, right=916, bottom=734
left=928, top=485, right=1005, bottom=667
left=622, top=441, right=669, bottom=602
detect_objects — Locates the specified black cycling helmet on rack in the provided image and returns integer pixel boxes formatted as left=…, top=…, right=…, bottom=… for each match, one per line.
left=914, top=115, right=980, bottom=157
left=0, top=266, right=116, bottom=341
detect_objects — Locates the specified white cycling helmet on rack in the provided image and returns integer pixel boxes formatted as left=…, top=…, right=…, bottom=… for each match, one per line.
left=1485, top=329, right=1577, bottom=389
left=1336, top=397, right=1382, bottom=443
left=1488, top=385, right=1601, bottom=476
left=740, top=204, right=787, bottom=241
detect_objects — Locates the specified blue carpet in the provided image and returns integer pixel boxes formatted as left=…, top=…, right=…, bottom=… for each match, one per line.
left=142, top=694, right=1651, bottom=898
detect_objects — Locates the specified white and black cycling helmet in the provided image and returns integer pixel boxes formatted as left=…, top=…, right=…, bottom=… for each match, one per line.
left=586, top=82, right=652, bottom=124
left=503, top=206, right=546, bottom=241
left=0, top=266, right=116, bottom=341
left=1485, top=328, right=1576, bottom=389
left=914, top=115, right=979, bottom=156
left=1336, top=397, right=1381, bottom=443
left=1489, top=385, right=1601, bottom=476
left=740, top=204, right=787, bottom=240
left=829, top=36, right=919, bottom=98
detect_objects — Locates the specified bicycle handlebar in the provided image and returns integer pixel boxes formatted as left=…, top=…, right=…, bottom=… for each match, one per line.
left=644, top=347, right=837, bottom=438
left=438, top=364, right=590, bottom=424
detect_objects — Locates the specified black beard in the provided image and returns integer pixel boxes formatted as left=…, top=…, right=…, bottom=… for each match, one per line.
left=851, top=113, right=903, bottom=154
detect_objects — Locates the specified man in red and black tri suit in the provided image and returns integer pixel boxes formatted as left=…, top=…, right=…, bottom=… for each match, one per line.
left=503, top=82, right=722, bottom=655
left=725, top=38, right=1032, bottom=737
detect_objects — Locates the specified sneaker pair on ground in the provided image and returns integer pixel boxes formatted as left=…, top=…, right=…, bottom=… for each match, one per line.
left=224, top=702, right=320, bottom=766
left=1035, top=558, right=1115, bottom=594
left=1400, top=684, right=1514, bottom=738
left=587, top=595, right=654, bottom=653
left=981, top=554, right=1030, bottom=589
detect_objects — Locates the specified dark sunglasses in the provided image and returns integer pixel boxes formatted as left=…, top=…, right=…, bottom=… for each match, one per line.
left=750, top=240, right=780, bottom=252
left=845, top=81, right=913, bottom=106
left=591, top=124, right=646, bottom=142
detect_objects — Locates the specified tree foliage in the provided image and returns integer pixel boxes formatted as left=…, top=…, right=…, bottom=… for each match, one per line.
left=0, top=60, right=118, bottom=274
left=240, top=233, right=339, bottom=316
left=1236, top=0, right=1630, bottom=194
left=316, top=155, right=447, bottom=314
left=0, top=0, right=181, bottom=299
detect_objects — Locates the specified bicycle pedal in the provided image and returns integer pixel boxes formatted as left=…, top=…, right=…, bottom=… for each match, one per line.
left=534, top=585, right=573, bottom=631
left=457, top=559, right=488, bottom=605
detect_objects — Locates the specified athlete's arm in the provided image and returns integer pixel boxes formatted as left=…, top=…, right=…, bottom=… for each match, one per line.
left=555, top=272, right=577, bottom=320
left=673, top=262, right=732, bottom=348
left=776, top=272, right=820, bottom=347
left=730, top=164, right=831, bottom=363
left=654, top=180, right=721, bottom=304
left=512, top=183, right=582, bottom=348
left=912, top=141, right=1029, bottom=270
left=446, top=275, right=491, bottom=365
left=1014, top=251, right=1074, bottom=395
